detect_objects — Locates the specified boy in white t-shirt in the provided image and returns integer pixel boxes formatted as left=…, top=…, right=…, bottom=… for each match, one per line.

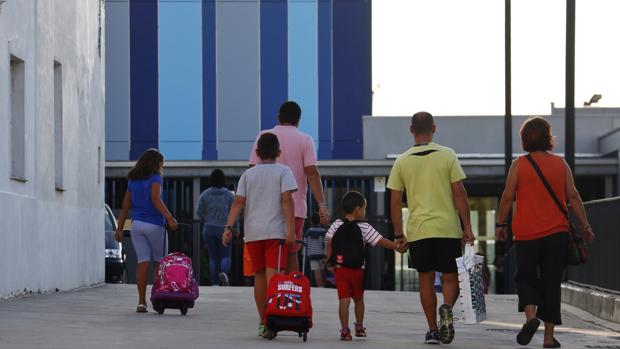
left=223, top=132, right=297, bottom=337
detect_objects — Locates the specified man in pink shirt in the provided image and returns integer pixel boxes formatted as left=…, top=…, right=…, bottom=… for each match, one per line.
left=250, top=101, right=329, bottom=273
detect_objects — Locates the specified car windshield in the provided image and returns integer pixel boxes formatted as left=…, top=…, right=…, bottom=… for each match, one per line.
left=105, top=209, right=115, bottom=232
left=105, top=208, right=119, bottom=249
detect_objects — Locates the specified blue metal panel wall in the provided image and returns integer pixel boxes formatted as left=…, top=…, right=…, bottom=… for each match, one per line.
left=130, top=0, right=159, bottom=160
left=318, top=0, right=332, bottom=159
left=202, top=0, right=217, bottom=159
left=288, top=0, right=318, bottom=148
left=260, top=0, right=288, bottom=130
left=105, top=0, right=130, bottom=160
left=159, top=0, right=203, bottom=160
left=216, top=0, right=261, bottom=160
left=332, top=0, right=371, bottom=159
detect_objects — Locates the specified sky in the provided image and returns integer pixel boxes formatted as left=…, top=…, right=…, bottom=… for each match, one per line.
left=372, top=0, right=620, bottom=116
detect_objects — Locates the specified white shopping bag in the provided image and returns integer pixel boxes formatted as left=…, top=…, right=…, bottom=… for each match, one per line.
left=456, top=244, right=487, bottom=324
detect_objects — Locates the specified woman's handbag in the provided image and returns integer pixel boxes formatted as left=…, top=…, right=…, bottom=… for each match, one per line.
left=525, top=155, right=588, bottom=265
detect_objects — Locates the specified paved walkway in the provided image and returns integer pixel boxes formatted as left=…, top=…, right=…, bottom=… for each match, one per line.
left=1, top=284, right=619, bottom=349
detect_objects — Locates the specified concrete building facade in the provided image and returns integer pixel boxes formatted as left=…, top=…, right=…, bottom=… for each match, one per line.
left=0, top=0, right=105, bottom=298
left=104, top=0, right=372, bottom=161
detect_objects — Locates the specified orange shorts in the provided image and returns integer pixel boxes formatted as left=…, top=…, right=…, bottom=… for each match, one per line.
left=243, top=244, right=254, bottom=277
left=246, top=239, right=288, bottom=273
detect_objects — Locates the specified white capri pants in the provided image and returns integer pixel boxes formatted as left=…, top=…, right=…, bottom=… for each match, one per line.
left=130, top=220, right=168, bottom=263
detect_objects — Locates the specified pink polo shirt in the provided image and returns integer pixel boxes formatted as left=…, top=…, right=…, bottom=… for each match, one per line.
left=249, top=125, right=317, bottom=219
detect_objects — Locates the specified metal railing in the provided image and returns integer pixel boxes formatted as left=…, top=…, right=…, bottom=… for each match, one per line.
left=567, top=197, right=620, bottom=292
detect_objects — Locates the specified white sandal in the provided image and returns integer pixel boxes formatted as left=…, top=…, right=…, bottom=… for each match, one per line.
left=136, top=304, right=148, bottom=313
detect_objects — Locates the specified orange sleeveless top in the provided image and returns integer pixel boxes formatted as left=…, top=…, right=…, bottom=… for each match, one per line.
left=512, top=153, right=569, bottom=241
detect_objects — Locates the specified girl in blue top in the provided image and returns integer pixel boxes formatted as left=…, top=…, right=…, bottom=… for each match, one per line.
left=114, top=148, right=178, bottom=313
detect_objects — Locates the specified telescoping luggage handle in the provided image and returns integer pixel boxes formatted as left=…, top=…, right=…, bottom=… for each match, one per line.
left=163, top=222, right=193, bottom=257
left=277, top=240, right=307, bottom=274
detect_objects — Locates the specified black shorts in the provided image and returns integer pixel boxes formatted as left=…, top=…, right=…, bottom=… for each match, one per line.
left=408, top=238, right=462, bottom=273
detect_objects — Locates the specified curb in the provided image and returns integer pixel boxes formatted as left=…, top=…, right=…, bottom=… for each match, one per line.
left=562, top=282, right=620, bottom=324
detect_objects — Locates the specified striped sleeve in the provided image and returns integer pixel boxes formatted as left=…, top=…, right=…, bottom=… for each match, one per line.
left=358, top=222, right=382, bottom=246
left=325, top=219, right=343, bottom=241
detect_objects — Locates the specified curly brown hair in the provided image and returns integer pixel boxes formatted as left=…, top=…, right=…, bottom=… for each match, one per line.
left=520, top=117, right=553, bottom=152
left=128, top=148, right=164, bottom=180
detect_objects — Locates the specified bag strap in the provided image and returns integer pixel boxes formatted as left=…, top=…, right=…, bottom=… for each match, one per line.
left=524, top=154, right=569, bottom=219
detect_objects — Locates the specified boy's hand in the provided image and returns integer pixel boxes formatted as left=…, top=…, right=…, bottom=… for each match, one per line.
left=222, top=229, right=233, bottom=247
left=394, top=234, right=409, bottom=253
left=285, top=232, right=296, bottom=248
left=397, top=242, right=409, bottom=253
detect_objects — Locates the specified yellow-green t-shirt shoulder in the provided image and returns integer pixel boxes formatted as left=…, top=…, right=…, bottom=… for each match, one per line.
left=386, top=142, right=466, bottom=242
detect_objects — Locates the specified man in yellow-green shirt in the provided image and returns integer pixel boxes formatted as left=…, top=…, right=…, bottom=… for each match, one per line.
left=387, top=111, right=474, bottom=345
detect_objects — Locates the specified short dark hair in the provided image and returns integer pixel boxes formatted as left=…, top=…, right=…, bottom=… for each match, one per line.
left=310, top=212, right=320, bottom=226
left=520, top=117, right=553, bottom=152
left=278, top=101, right=301, bottom=125
left=411, top=111, right=434, bottom=135
left=342, top=191, right=366, bottom=214
left=256, top=132, right=280, bottom=160
left=209, top=169, right=226, bottom=188
left=128, top=148, right=164, bottom=180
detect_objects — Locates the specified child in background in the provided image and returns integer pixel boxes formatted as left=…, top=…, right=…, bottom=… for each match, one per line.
left=326, top=191, right=396, bottom=341
left=304, top=212, right=327, bottom=287
left=222, top=133, right=297, bottom=337
left=435, top=272, right=443, bottom=293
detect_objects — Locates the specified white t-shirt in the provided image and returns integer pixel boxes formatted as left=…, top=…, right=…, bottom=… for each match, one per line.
left=237, top=163, right=297, bottom=242
left=325, top=219, right=383, bottom=247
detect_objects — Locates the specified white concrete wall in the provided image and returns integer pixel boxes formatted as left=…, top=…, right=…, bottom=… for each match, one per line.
left=0, top=0, right=105, bottom=297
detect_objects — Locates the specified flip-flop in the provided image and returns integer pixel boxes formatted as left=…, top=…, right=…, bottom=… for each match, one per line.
left=136, top=304, right=148, bottom=313
left=516, top=318, right=540, bottom=345
left=543, top=338, right=561, bottom=348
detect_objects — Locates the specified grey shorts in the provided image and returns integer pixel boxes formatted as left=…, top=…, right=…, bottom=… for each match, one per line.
left=310, top=259, right=326, bottom=271
left=131, top=220, right=167, bottom=263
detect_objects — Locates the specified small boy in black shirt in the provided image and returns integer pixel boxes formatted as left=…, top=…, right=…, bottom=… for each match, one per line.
left=326, top=191, right=396, bottom=340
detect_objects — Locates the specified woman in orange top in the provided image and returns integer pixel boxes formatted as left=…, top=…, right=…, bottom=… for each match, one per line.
left=495, top=117, right=594, bottom=348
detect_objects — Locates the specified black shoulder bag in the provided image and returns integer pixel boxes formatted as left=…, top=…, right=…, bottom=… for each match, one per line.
left=524, top=155, right=588, bottom=265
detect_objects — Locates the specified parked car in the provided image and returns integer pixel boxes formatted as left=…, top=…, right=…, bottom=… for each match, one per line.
left=105, top=204, right=125, bottom=283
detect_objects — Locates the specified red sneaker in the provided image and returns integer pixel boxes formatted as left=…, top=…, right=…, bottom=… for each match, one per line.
left=354, top=323, right=367, bottom=337
left=340, top=328, right=352, bottom=341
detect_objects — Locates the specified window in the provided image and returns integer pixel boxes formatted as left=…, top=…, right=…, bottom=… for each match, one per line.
left=54, top=61, right=64, bottom=190
left=10, top=55, right=25, bottom=181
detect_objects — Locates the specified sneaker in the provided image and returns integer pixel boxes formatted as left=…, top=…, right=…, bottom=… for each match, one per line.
left=425, top=330, right=440, bottom=345
left=340, top=328, right=353, bottom=341
left=438, top=304, right=455, bottom=344
left=258, top=323, right=267, bottom=337
left=219, top=272, right=230, bottom=286
left=354, top=323, right=367, bottom=337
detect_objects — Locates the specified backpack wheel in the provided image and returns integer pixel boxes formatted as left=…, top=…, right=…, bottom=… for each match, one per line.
left=155, top=307, right=164, bottom=315
left=302, top=331, right=308, bottom=342
left=180, top=307, right=188, bottom=315
left=264, top=329, right=276, bottom=340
